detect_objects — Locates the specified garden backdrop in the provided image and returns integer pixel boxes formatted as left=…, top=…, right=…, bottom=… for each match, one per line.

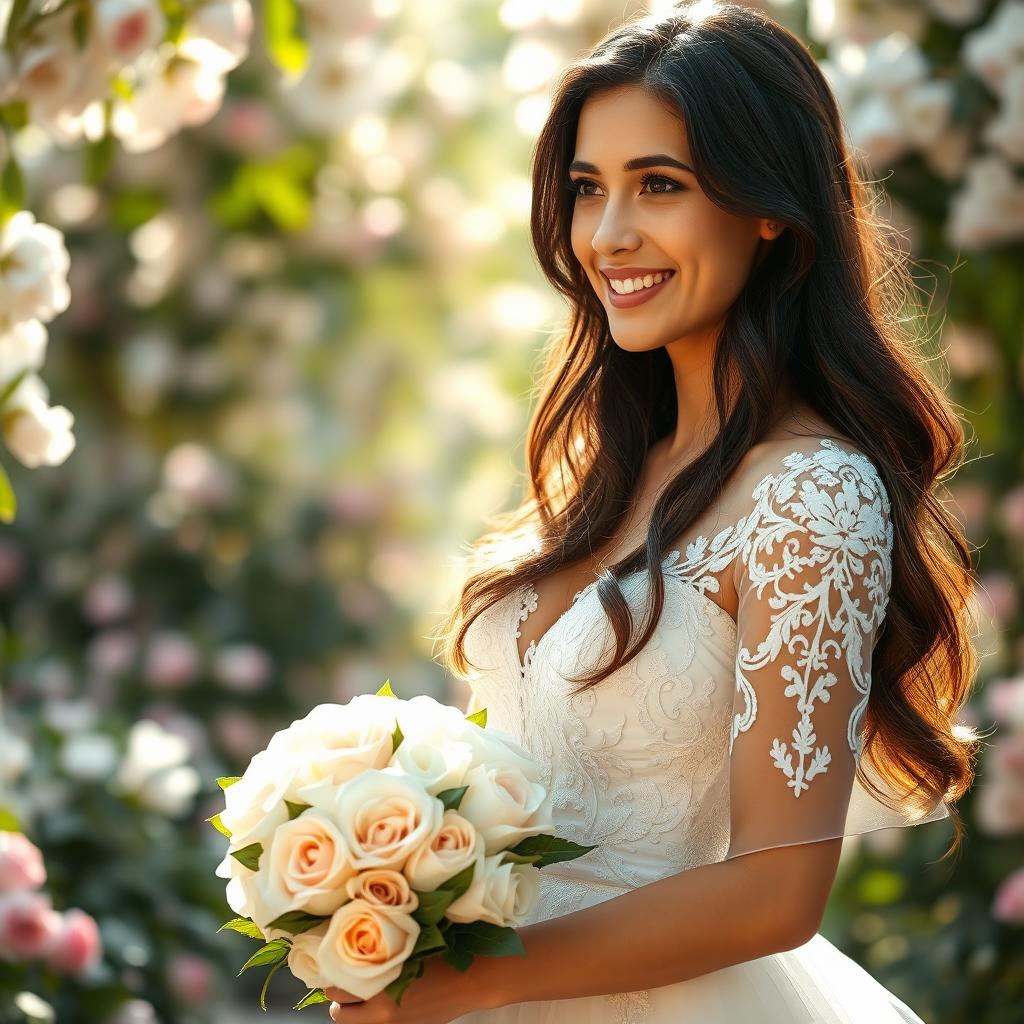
left=0, top=0, right=1022, bottom=1021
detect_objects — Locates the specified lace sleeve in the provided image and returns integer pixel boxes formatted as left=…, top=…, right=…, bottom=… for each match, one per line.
left=721, top=443, right=946, bottom=862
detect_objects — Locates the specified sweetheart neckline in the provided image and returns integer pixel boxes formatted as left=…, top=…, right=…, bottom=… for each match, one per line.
left=506, top=437, right=867, bottom=677
left=510, top=548, right=739, bottom=678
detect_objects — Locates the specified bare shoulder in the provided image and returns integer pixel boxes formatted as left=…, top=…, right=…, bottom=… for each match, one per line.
left=739, top=405, right=869, bottom=477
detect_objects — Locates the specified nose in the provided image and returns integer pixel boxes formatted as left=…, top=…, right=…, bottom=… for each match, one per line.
left=590, top=198, right=642, bottom=257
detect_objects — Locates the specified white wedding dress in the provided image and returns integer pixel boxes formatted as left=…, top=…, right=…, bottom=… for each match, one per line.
left=450, top=438, right=947, bottom=1024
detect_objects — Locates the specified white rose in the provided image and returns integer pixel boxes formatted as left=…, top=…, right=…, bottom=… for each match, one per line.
left=251, top=808, right=358, bottom=925
left=0, top=213, right=71, bottom=329
left=455, top=756, right=552, bottom=856
left=287, top=923, right=331, bottom=990
left=444, top=835, right=541, bottom=927
left=269, top=695, right=398, bottom=795
left=333, top=768, right=444, bottom=872
left=317, top=898, right=419, bottom=1001
left=402, top=809, right=479, bottom=892
left=93, top=0, right=166, bottom=65
left=2, top=382, right=75, bottom=469
left=219, top=748, right=300, bottom=846
left=344, top=868, right=419, bottom=915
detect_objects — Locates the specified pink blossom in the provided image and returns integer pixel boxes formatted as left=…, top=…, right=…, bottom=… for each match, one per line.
left=0, top=832, right=46, bottom=892
left=0, top=890, right=62, bottom=961
left=143, top=630, right=200, bottom=690
left=45, top=908, right=102, bottom=976
left=985, top=676, right=1024, bottom=726
left=998, top=485, right=1024, bottom=540
left=166, top=951, right=213, bottom=1005
left=993, top=867, right=1024, bottom=924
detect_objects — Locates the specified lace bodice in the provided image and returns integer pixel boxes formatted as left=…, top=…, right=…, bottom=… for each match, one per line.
left=455, top=439, right=946, bottom=1020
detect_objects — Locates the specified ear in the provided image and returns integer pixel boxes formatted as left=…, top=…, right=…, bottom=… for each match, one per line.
left=758, top=218, right=785, bottom=241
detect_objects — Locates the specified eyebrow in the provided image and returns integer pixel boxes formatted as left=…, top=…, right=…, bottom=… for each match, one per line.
left=568, top=154, right=695, bottom=175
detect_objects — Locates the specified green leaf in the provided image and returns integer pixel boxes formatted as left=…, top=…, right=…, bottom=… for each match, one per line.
left=260, top=958, right=286, bottom=1011
left=0, top=102, right=28, bottom=131
left=262, top=0, right=309, bottom=74
left=440, top=945, right=473, bottom=972
left=265, top=910, right=329, bottom=936
left=237, top=937, right=291, bottom=976
left=499, top=850, right=543, bottom=866
left=411, top=888, right=455, bottom=927
left=0, top=462, right=15, bottom=525
left=218, top=917, right=265, bottom=940
left=465, top=708, right=487, bottom=728
left=0, top=156, right=25, bottom=224
left=284, top=800, right=310, bottom=820
left=206, top=813, right=232, bottom=839
left=230, top=842, right=263, bottom=871
left=111, top=189, right=164, bottom=231
left=391, top=720, right=404, bottom=754
left=449, top=920, right=525, bottom=958
left=409, top=922, right=447, bottom=959
left=503, top=833, right=598, bottom=868
left=382, top=955, right=424, bottom=1006
left=435, top=785, right=468, bottom=812
left=72, top=5, right=90, bottom=48
left=84, top=133, right=116, bottom=185
left=217, top=776, right=242, bottom=790
left=0, top=806, right=21, bottom=832
left=293, top=988, right=329, bottom=1009
left=376, top=678, right=396, bottom=698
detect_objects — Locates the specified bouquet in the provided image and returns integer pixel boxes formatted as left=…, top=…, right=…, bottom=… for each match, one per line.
left=210, top=680, right=596, bottom=1010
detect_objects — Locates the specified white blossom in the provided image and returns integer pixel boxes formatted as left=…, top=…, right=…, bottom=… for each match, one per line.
left=0, top=212, right=71, bottom=330
left=948, top=153, right=1024, bottom=250
left=178, top=0, right=253, bottom=75
left=964, top=1, right=1024, bottom=98
left=1, top=373, right=75, bottom=468
left=92, top=0, right=167, bottom=66
left=0, top=320, right=48, bottom=388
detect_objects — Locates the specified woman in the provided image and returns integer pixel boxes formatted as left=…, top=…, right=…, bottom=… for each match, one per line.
left=326, top=3, right=980, bottom=1021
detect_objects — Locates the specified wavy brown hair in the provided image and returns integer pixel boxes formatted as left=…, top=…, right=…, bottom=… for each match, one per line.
left=434, top=2, right=980, bottom=859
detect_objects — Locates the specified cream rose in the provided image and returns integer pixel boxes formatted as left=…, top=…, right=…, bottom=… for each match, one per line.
left=252, top=808, right=358, bottom=923
left=317, top=898, right=420, bottom=1001
left=444, top=841, right=541, bottom=927
left=219, top=748, right=298, bottom=846
left=333, top=769, right=444, bottom=872
left=267, top=696, right=398, bottom=796
left=456, top=760, right=552, bottom=856
left=402, top=809, right=479, bottom=892
left=287, top=923, right=331, bottom=991
left=345, top=869, right=418, bottom=915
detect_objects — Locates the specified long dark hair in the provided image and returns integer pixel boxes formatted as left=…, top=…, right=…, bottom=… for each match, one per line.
left=434, top=2, right=980, bottom=859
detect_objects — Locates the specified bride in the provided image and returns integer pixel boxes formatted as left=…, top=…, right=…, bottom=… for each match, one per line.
left=326, top=2, right=979, bottom=1022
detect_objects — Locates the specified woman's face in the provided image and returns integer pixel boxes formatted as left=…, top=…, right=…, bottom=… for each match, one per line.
left=569, top=83, right=778, bottom=354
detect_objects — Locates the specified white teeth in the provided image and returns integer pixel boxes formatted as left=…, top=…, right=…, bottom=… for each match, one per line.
left=608, top=271, right=671, bottom=295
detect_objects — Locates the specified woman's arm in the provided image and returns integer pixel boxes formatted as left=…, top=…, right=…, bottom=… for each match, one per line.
left=475, top=837, right=842, bottom=1009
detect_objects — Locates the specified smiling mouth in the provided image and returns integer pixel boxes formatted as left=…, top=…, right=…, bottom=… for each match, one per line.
left=603, top=269, right=675, bottom=309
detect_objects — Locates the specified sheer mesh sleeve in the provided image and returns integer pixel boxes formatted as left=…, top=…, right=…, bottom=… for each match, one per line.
left=721, top=442, right=950, bottom=863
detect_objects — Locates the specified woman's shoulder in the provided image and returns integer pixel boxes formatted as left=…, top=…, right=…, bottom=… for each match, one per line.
left=734, top=413, right=887, bottom=510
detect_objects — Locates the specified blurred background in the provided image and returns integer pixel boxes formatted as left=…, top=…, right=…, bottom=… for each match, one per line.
left=0, top=0, right=1021, bottom=1021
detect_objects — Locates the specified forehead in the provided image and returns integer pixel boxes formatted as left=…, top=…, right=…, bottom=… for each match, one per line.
left=574, top=84, right=689, bottom=161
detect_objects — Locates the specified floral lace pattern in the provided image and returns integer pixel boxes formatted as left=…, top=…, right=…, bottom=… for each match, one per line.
left=457, top=438, right=895, bottom=1020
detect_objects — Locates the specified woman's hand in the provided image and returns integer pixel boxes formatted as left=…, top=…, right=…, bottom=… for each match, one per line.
left=325, top=952, right=490, bottom=1023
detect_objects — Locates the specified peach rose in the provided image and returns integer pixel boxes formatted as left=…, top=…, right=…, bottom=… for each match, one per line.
left=317, top=898, right=420, bottom=1001
left=333, top=769, right=444, bottom=872
left=403, top=809, right=479, bottom=892
left=253, top=809, right=358, bottom=924
left=456, top=760, right=551, bottom=855
left=345, top=869, right=418, bottom=915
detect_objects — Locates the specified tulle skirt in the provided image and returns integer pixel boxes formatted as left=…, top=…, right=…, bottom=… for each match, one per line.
left=450, top=929, right=925, bottom=1024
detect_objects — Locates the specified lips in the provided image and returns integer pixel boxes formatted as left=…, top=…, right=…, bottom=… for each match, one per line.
left=603, top=269, right=676, bottom=309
